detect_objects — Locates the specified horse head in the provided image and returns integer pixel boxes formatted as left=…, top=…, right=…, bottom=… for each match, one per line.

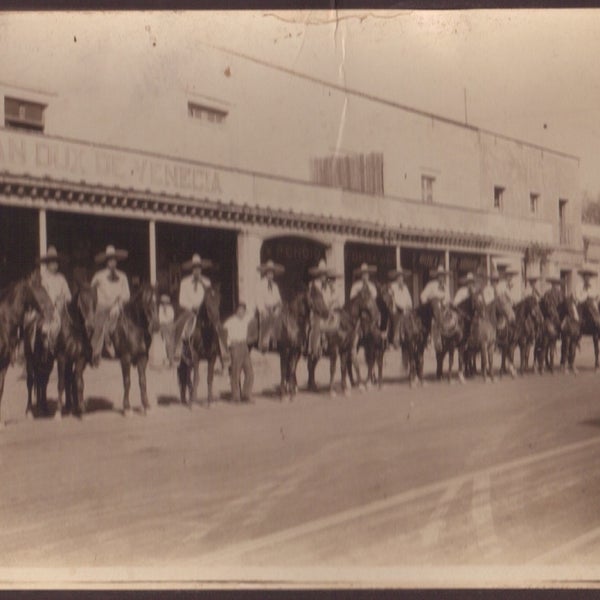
left=379, top=283, right=395, bottom=317
left=527, top=296, right=545, bottom=329
left=496, top=293, right=516, bottom=323
left=135, top=283, right=159, bottom=334
left=74, top=283, right=97, bottom=338
left=202, top=284, right=221, bottom=328
left=541, top=293, right=560, bottom=326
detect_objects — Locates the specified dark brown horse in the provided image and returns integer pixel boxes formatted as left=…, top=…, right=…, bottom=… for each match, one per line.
left=110, top=283, right=159, bottom=415
left=0, top=273, right=47, bottom=426
left=55, top=284, right=97, bottom=417
left=464, top=292, right=499, bottom=382
left=306, top=288, right=367, bottom=397
left=559, top=295, right=581, bottom=374
left=576, top=298, right=600, bottom=371
left=535, top=291, right=561, bottom=374
left=177, top=285, right=222, bottom=407
left=500, top=295, right=544, bottom=375
left=276, top=292, right=310, bottom=400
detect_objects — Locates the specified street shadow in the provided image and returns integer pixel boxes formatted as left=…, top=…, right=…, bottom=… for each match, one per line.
left=84, top=396, right=115, bottom=413
left=579, top=418, right=600, bottom=429
left=156, top=394, right=182, bottom=407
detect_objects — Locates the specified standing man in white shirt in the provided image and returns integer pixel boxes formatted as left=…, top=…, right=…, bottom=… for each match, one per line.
left=420, top=264, right=451, bottom=352
left=90, top=245, right=130, bottom=366
left=388, top=267, right=412, bottom=347
left=39, top=246, right=71, bottom=352
left=255, top=259, right=284, bottom=353
left=223, top=300, right=254, bottom=403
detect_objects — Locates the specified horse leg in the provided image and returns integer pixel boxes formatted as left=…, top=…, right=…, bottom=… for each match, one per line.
left=329, top=350, right=338, bottom=397
left=74, top=358, right=86, bottom=416
left=488, top=343, right=495, bottom=382
left=25, top=361, right=34, bottom=418
left=340, top=351, right=350, bottom=398
left=120, top=357, right=132, bottom=415
left=207, top=354, right=217, bottom=406
left=594, top=334, right=599, bottom=372
left=177, top=361, right=188, bottom=405
left=307, top=356, right=318, bottom=392
left=377, top=348, right=384, bottom=389
left=0, top=367, right=5, bottom=427
left=137, top=356, right=150, bottom=412
left=57, top=354, right=66, bottom=416
left=447, top=349, right=454, bottom=383
left=279, top=351, right=287, bottom=400
left=191, top=358, right=200, bottom=406
left=436, top=351, right=443, bottom=380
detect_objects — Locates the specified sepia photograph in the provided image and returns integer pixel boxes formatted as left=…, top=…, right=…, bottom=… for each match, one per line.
left=1, top=8, right=600, bottom=589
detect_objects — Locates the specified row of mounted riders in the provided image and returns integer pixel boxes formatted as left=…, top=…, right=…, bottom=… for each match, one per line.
left=0, top=270, right=599, bottom=423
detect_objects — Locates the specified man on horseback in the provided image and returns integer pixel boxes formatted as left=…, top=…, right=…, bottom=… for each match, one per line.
left=498, top=267, right=521, bottom=306
left=575, top=267, right=600, bottom=327
left=388, top=267, right=412, bottom=347
left=453, top=271, right=477, bottom=307
left=420, top=264, right=451, bottom=352
left=307, top=259, right=341, bottom=358
left=523, top=274, right=543, bottom=300
left=38, top=246, right=71, bottom=353
left=90, top=245, right=130, bottom=366
left=255, top=259, right=284, bottom=353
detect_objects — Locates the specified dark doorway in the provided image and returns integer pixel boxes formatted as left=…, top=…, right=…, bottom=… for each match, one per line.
left=400, top=247, right=445, bottom=306
left=156, top=222, right=237, bottom=317
left=46, top=211, right=149, bottom=290
left=260, top=236, right=327, bottom=301
left=0, top=205, right=38, bottom=288
left=344, top=242, right=396, bottom=300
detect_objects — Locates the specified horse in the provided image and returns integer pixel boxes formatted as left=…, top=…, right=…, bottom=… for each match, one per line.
left=0, top=273, right=47, bottom=426
left=306, top=287, right=367, bottom=397
left=420, top=298, right=466, bottom=383
left=464, top=292, right=499, bottom=382
left=351, top=284, right=390, bottom=389
left=380, top=285, right=427, bottom=387
left=500, top=295, right=543, bottom=375
left=535, top=292, right=562, bottom=374
left=576, top=298, right=600, bottom=371
left=177, top=285, right=222, bottom=407
left=558, top=295, right=581, bottom=374
left=109, top=283, right=159, bottom=414
left=276, top=292, right=310, bottom=400
left=54, top=284, right=97, bottom=417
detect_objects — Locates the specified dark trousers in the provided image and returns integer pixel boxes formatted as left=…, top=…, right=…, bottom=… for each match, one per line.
left=230, top=342, right=254, bottom=401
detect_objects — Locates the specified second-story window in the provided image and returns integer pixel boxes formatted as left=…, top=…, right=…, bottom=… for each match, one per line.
left=187, top=101, right=228, bottom=124
left=421, top=175, right=435, bottom=204
left=530, top=193, right=539, bottom=215
left=494, top=186, right=505, bottom=211
left=4, top=97, right=46, bottom=132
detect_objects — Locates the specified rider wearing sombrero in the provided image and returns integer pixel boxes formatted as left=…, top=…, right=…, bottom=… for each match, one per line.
left=307, top=259, right=341, bottom=358
left=420, top=264, right=451, bottom=352
left=388, top=267, right=412, bottom=346
left=38, top=246, right=71, bottom=353
left=255, top=259, right=284, bottom=353
left=90, top=244, right=131, bottom=366
left=575, top=266, right=600, bottom=327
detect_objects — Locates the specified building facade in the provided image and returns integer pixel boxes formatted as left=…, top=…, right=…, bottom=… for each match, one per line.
left=0, top=47, right=585, bottom=315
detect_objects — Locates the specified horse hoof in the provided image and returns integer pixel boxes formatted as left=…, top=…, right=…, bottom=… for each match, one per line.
left=420, top=379, right=426, bottom=388
left=329, top=389, right=337, bottom=398
left=53, top=410, right=62, bottom=421
left=458, top=375, right=465, bottom=385
left=25, top=411, right=33, bottom=420
left=344, top=388, right=351, bottom=398
left=358, top=384, right=366, bottom=393
left=122, top=408, right=132, bottom=418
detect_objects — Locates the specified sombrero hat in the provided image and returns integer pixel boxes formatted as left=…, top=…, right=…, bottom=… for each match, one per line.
left=526, top=273, right=540, bottom=282
left=257, top=259, right=285, bottom=276
left=94, top=244, right=128, bottom=265
left=308, top=259, right=329, bottom=278
left=38, top=245, right=66, bottom=264
left=504, top=267, right=519, bottom=277
left=388, top=267, right=411, bottom=280
left=546, top=274, right=562, bottom=284
left=430, top=265, right=448, bottom=277
left=182, top=253, right=213, bottom=271
left=353, top=262, right=377, bottom=278
left=459, top=272, right=476, bottom=285
left=578, top=266, right=598, bottom=278
left=326, top=268, right=342, bottom=279
left=488, top=268, right=501, bottom=282
left=159, top=294, right=171, bottom=304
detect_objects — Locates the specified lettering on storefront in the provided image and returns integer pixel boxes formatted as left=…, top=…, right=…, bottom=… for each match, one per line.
left=0, top=130, right=224, bottom=199
left=263, top=241, right=323, bottom=263
left=416, top=253, right=441, bottom=269
left=346, top=247, right=396, bottom=268
left=450, top=254, right=484, bottom=272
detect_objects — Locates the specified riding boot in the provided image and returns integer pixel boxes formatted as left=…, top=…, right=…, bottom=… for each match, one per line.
left=431, top=321, right=442, bottom=353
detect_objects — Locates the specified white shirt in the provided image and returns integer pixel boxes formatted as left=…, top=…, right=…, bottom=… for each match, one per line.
left=523, top=281, right=543, bottom=299
left=506, top=282, right=521, bottom=305
left=178, top=274, right=211, bottom=312
left=41, top=267, right=72, bottom=308
left=453, top=286, right=471, bottom=306
left=421, top=280, right=450, bottom=305
left=255, top=277, right=282, bottom=313
left=390, top=281, right=412, bottom=312
left=483, top=284, right=496, bottom=305
left=576, top=281, right=598, bottom=303
left=159, top=304, right=174, bottom=325
left=350, top=280, right=377, bottom=300
left=91, top=267, right=130, bottom=310
left=224, top=313, right=252, bottom=345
